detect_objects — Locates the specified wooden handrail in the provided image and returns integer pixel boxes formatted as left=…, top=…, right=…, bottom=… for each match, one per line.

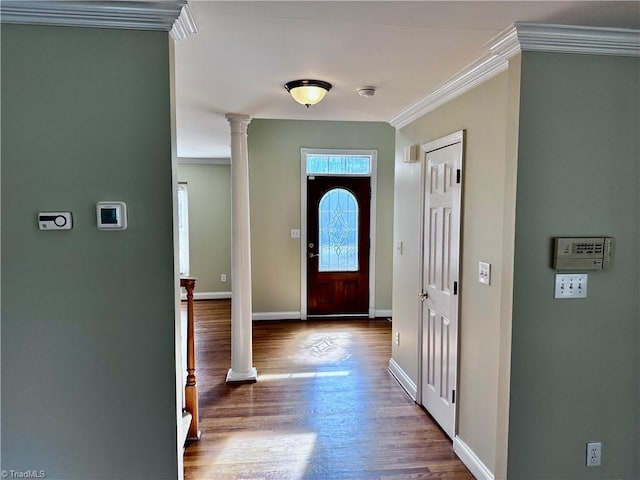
left=181, top=276, right=200, bottom=440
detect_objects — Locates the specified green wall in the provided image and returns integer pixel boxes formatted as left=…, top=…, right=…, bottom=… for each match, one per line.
left=247, top=119, right=395, bottom=314
left=1, top=25, right=179, bottom=479
left=178, top=163, right=231, bottom=294
left=508, top=52, right=639, bottom=479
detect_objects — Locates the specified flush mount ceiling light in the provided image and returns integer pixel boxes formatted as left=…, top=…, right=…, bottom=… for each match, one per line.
left=284, top=79, right=332, bottom=108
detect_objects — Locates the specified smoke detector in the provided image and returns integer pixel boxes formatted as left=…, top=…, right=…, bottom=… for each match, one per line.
left=357, top=86, right=376, bottom=97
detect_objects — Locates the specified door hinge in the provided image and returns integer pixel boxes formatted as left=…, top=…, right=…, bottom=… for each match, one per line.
left=456, top=169, right=461, bottom=184
left=452, top=389, right=456, bottom=403
left=453, top=281, right=458, bottom=295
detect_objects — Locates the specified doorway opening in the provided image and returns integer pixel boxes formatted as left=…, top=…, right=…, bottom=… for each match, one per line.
left=300, top=149, right=377, bottom=319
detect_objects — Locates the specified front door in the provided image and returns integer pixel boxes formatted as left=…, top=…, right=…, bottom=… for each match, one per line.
left=307, top=176, right=370, bottom=316
left=420, top=133, right=463, bottom=439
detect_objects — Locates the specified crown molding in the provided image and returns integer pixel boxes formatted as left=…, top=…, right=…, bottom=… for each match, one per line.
left=170, top=4, right=197, bottom=41
left=0, top=1, right=196, bottom=39
left=389, top=53, right=508, bottom=129
left=514, top=22, right=640, bottom=57
left=390, top=23, right=639, bottom=129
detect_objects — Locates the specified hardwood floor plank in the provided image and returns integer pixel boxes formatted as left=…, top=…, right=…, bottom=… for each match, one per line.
left=183, top=300, right=472, bottom=480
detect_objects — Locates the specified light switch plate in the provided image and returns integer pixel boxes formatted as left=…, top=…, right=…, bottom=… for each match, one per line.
left=554, top=273, right=588, bottom=299
left=291, top=229, right=300, bottom=239
left=478, top=261, right=491, bottom=285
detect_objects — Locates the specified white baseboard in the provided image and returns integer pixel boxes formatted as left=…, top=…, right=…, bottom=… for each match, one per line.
left=453, top=436, right=495, bottom=480
left=388, top=358, right=417, bottom=400
left=252, top=311, right=301, bottom=321
left=180, top=291, right=231, bottom=301
left=375, top=309, right=392, bottom=318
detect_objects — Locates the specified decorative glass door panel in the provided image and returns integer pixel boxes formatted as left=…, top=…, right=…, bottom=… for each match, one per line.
left=319, top=188, right=358, bottom=272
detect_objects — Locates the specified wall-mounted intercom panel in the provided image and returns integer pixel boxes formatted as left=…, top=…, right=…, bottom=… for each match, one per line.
left=553, top=237, right=615, bottom=271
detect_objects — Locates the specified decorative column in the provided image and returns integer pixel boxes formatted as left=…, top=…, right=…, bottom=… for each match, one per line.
left=225, top=113, right=257, bottom=383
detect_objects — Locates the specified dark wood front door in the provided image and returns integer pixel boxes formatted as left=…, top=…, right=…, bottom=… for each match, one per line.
left=307, top=176, right=370, bottom=316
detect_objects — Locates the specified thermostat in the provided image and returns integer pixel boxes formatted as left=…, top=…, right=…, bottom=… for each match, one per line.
left=39, top=212, right=72, bottom=230
left=97, top=202, right=127, bottom=230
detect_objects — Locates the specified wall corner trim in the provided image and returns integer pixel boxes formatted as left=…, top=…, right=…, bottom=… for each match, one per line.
left=389, top=22, right=640, bottom=129
left=453, top=436, right=495, bottom=480
left=388, top=358, right=417, bottom=400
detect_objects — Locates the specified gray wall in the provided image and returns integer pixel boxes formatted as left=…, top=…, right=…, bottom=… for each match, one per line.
left=1, top=25, right=179, bottom=479
left=508, top=52, right=639, bottom=479
left=247, top=119, right=395, bottom=314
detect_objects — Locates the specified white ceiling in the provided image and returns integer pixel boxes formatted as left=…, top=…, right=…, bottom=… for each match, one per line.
left=174, top=1, right=640, bottom=158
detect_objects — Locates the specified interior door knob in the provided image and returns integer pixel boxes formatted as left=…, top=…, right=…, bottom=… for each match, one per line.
left=418, top=291, right=429, bottom=301
left=309, top=253, right=319, bottom=258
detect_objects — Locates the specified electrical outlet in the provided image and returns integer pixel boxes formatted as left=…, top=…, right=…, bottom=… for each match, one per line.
left=586, top=442, right=601, bottom=467
left=221, top=274, right=227, bottom=282
left=394, top=331, right=400, bottom=346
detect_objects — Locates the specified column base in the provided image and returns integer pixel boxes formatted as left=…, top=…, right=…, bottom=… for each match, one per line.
left=226, top=367, right=258, bottom=384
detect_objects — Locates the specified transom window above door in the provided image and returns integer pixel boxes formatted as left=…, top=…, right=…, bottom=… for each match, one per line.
left=306, top=154, right=372, bottom=176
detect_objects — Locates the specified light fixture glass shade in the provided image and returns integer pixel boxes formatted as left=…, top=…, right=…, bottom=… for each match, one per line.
left=285, top=80, right=332, bottom=107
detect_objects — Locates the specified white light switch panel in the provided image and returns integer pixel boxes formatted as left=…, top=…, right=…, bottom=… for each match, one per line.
left=478, top=261, right=491, bottom=285
left=554, top=274, right=588, bottom=299
left=291, top=229, right=300, bottom=239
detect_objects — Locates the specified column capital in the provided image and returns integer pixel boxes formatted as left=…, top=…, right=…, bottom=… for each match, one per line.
left=225, top=113, right=251, bottom=133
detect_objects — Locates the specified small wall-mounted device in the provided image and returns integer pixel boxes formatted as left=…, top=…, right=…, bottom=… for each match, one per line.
left=38, top=212, right=72, bottom=230
left=403, top=144, right=420, bottom=163
left=96, top=201, right=127, bottom=230
left=553, top=237, right=614, bottom=271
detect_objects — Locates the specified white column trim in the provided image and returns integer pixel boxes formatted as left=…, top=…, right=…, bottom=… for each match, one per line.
left=225, top=113, right=257, bottom=384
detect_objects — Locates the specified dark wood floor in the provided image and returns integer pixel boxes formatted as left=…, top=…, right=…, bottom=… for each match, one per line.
left=183, top=300, right=472, bottom=480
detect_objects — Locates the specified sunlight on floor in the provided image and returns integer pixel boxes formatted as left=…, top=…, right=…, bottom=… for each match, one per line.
left=290, top=331, right=353, bottom=365
left=203, top=431, right=317, bottom=479
left=259, top=370, right=350, bottom=381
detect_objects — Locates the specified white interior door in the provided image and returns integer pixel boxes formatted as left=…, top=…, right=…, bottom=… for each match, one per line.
left=420, top=132, right=463, bottom=439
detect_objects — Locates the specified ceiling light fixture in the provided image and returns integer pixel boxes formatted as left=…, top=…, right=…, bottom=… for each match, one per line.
left=284, top=79, right=332, bottom=108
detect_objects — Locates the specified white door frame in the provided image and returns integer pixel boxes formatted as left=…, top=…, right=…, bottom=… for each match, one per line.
left=300, top=148, right=378, bottom=320
left=416, top=130, right=464, bottom=436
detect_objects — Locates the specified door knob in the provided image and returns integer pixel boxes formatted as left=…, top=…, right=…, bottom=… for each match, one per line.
left=417, top=291, right=429, bottom=301
left=309, top=253, right=319, bottom=258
